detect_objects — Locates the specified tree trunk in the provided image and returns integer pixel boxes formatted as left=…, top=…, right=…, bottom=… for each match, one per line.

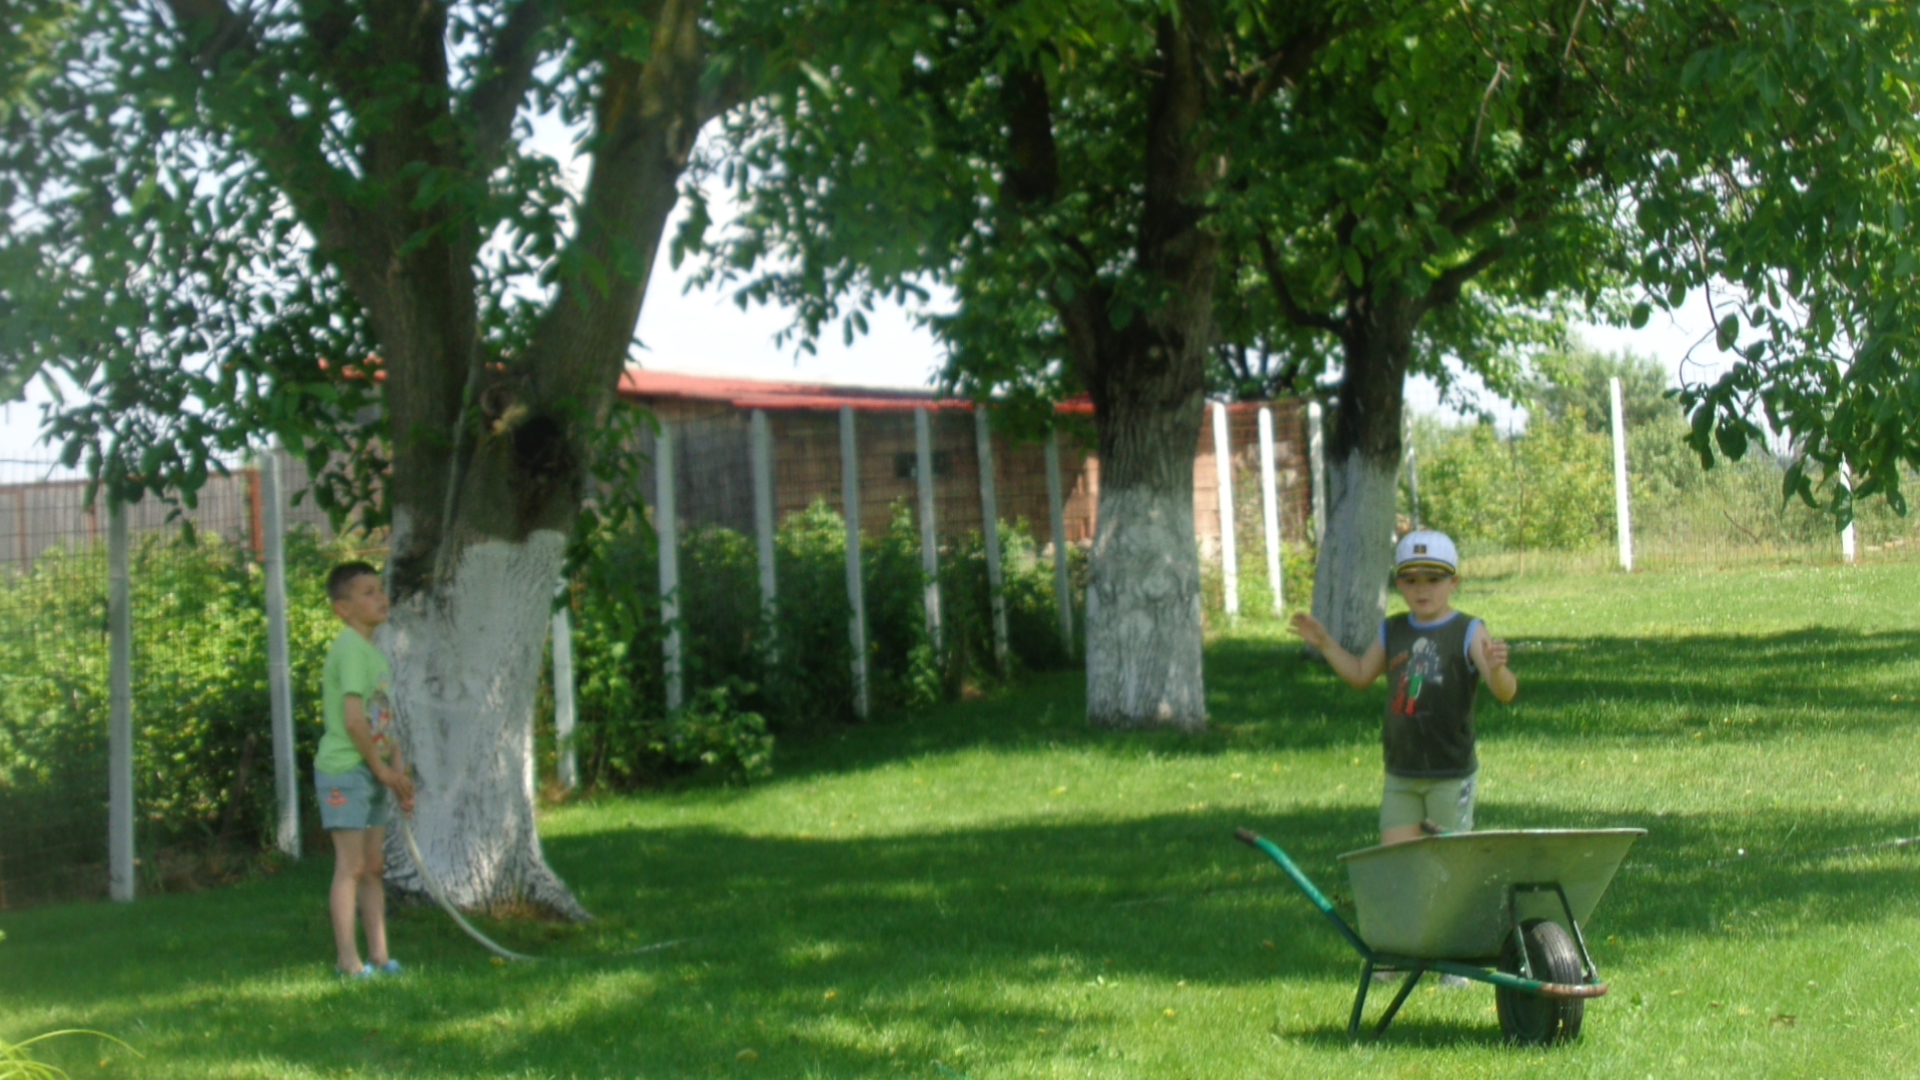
left=161, top=0, right=732, bottom=920
left=1077, top=9, right=1219, bottom=732
left=368, top=1, right=718, bottom=918
left=1310, top=448, right=1399, bottom=654
left=1085, top=393, right=1208, bottom=730
left=1311, top=288, right=1417, bottom=654
left=381, top=528, right=585, bottom=918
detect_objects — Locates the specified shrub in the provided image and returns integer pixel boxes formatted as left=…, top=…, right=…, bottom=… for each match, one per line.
left=0, top=525, right=353, bottom=905
left=1419, top=417, right=1612, bottom=552
left=560, top=499, right=1083, bottom=793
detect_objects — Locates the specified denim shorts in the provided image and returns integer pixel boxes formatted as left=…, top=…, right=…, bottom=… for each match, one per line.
left=315, top=765, right=392, bottom=832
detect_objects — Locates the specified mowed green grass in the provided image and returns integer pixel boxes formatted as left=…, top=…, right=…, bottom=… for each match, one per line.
left=7, top=560, right=1920, bottom=1079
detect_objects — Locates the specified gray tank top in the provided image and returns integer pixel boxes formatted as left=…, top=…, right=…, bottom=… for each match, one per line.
left=1381, top=611, right=1480, bottom=778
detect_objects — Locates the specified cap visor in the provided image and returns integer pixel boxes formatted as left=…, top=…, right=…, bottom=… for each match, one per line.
left=1395, top=559, right=1456, bottom=574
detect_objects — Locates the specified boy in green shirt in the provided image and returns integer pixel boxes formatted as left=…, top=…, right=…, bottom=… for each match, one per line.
left=317, top=561, right=415, bottom=977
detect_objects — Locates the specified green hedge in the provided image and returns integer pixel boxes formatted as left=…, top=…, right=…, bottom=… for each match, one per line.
left=0, top=500, right=1089, bottom=901
left=0, top=529, right=346, bottom=905
left=562, top=500, right=1086, bottom=791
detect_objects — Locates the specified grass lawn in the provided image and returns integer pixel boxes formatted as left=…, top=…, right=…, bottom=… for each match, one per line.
left=7, top=560, right=1920, bottom=1078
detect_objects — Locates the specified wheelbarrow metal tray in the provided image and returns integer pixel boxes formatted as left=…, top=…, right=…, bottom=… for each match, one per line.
left=1336, top=829, right=1645, bottom=960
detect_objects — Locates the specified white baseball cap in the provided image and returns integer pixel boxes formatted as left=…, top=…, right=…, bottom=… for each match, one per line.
left=1394, top=530, right=1458, bottom=575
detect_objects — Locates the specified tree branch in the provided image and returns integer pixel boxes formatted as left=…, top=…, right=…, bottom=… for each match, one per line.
left=1255, top=232, right=1342, bottom=334
left=1418, top=242, right=1507, bottom=317
left=465, top=0, right=559, bottom=168
left=1244, top=20, right=1332, bottom=106
left=529, top=0, right=714, bottom=407
left=999, top=62, right=1060, bottom=209
left=160, top=0, right=369, bottom=268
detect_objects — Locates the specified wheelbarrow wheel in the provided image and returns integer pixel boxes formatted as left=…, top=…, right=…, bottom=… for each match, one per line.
left=1496, top=919, right=1585, bottom=1046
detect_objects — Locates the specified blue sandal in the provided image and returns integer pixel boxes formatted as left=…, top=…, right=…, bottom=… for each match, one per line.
left=338, top=963, right=374, bottom=979
left=372, top=959, right=403, bottom=976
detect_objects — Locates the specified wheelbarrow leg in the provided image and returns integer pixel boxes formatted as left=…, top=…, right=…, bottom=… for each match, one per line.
left=1371, top=968, right=1425, bottom=1040
left=1350, top=961, right=1424, bottom=1040
left=1348, top=961, right=1374, bottom=1038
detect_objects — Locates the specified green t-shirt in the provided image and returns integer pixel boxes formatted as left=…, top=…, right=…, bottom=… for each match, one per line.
left=317, top=626, right=395, bottom=775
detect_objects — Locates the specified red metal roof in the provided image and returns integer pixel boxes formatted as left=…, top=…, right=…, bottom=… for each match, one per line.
left=618, top=368, right=1274, bottom=417
left=618, top=369, right=965, bottom=412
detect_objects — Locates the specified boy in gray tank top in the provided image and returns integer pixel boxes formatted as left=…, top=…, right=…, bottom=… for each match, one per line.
left=1291, top=530, right=1518, bottom=845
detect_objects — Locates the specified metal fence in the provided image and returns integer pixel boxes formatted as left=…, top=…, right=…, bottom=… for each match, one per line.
left=0, top=452, right=342, bottom=909
left=0, top=398, right=1326, bottom=908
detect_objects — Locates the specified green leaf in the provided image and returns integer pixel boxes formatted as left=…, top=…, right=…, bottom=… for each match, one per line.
left=799, top=61, right=834, bottom=95
left=1715, top=315, right=1739, bottom=351
left=1629, top=302, right=1651, bottom=330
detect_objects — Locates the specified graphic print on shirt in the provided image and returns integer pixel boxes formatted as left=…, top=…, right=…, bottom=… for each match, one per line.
left=1390, top=636, right=1445, bottom=717
left=367, top=682, right=394, bottom=760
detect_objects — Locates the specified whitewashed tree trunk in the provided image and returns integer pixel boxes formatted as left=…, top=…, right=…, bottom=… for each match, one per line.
left=1085, top=485, right=1207, bottom=731
left=1310, top=448, right=1398, bottom=656
left=382, top=526, right=585, bottom=919
left=1310, top=288, right=1418, bottom=657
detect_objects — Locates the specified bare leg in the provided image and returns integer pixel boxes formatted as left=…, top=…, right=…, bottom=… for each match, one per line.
left=1380, top=825, right=1425, bottom=845
left=329, top=829, right=369, bottom=972
left=360, top=826, right=390, bottom=966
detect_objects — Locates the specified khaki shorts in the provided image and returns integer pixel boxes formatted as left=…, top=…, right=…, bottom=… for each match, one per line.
left=315, top=766, right=392, bottom=832
left=1380, top=771, right=1476, bottom=835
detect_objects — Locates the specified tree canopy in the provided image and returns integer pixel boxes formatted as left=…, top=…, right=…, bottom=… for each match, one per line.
left=0, top=0, right=783, bottom=914
left=679, top=0, right=1920, bottom=659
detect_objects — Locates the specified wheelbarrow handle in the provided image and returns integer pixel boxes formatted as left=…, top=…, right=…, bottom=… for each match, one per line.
left=1235, top=828, right=1373, bottom=960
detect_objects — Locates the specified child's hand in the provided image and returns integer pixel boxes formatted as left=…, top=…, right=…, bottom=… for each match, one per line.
left=1289, top=612, right=1329, bottom=650
left=379, top=767, right=417, bottom=814
left=1484, top=638, right=1510, bottom=670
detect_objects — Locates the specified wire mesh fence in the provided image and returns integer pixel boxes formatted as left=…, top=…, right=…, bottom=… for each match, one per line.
left=18, top=385, right=1906, bottom=909
left=0, top=396, right=1328, bottom=896
left=0, top=453, right=353, bottom=909
left=0, top=461, right=109, bottom=909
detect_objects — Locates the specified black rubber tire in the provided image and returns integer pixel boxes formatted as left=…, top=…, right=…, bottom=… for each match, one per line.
left=1496, top=918, right=1586, bottom=1046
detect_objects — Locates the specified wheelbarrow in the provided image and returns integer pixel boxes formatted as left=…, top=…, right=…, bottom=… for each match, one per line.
left=1233, top=826, right=1645, bottom=1045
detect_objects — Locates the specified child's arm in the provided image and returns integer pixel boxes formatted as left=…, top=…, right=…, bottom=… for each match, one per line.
left=1470, top=628, right=1518, bottom=703
left=344, top=694, right=417, bottom=809
left=1290, top=612, right=1387, bottom=690
left=385, top=742, right=416, bottom=814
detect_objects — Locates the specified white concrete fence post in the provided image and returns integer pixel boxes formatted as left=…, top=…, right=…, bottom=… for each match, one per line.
left=750, top=409, right=779, bottom=652
left=656, top=424, right=684, bottom=711
left=1044, top=430, right=1074, bottom=656
left=1211, top=402, right=1239, bottom=618
left=1257, top=406, right=1285, bottom=616
left=1840, top=461, right=1857, bottom=565
left=260, top=449, right=300, bottom=857
left=1307, top=401, right=1327, bottom=546
left=552, top=583, right=578, bottom=792
left=914, top=408, right=943, bottom=653
left=973, top=407, right=1010, bottom=673
left=1404, top=413, right=1421, bottom=529
left=1610, top=377, right=1634, bottom=572
left=840, top=406, right=871, bottom=718
left=108, top=499, right=134, bottom=902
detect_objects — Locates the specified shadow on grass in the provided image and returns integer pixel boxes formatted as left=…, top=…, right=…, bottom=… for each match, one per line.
left=1288, top=1018, right=1497, bottom=1049
left=11, top=623, right=1920, bottom=1071
left=756, top=626, right=1919, bottom=796
left=11, top=794, right=1920, bottom=1070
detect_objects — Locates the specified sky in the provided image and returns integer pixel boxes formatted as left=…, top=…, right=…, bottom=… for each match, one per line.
left=0, top=242, right=1723, bottom=468
left=1, top=115, right=1731, bottom=469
